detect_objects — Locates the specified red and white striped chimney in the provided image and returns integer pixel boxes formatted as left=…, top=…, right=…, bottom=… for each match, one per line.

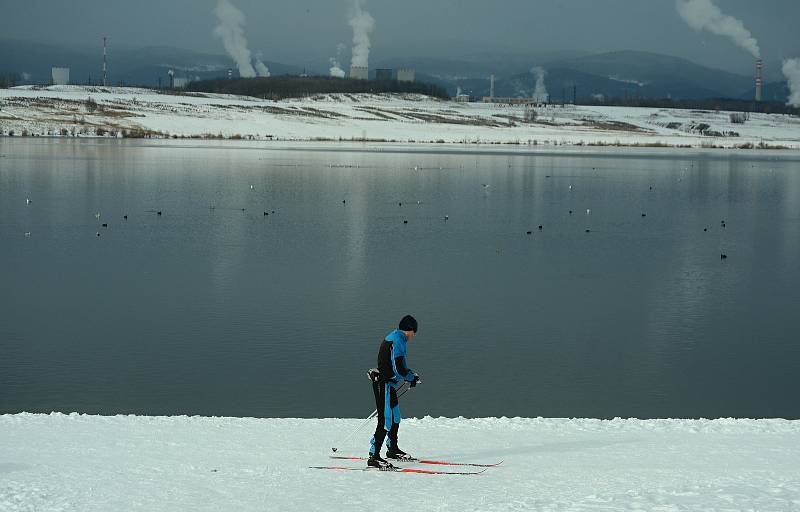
left=755, top=59, right=763, bottom=102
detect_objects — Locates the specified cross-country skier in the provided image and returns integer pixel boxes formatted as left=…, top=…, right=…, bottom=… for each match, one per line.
left=367, top=315, right=421, bottom=469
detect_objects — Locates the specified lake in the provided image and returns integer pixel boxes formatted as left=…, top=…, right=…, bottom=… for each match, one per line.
left=1, top=138, right=799, bottom=419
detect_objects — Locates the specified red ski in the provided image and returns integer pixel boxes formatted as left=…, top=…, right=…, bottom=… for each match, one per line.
left=310, top=465, right=487, bottom=475
left=329, top=455, right=503, bottom=468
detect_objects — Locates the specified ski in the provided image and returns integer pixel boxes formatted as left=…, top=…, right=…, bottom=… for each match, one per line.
left=329, top=455, right=503, bottom=468
left=310, top=465, right=487, bottom=475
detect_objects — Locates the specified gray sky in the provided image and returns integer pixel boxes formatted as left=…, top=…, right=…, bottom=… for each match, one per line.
left=1, top=0, right=798, bottom=74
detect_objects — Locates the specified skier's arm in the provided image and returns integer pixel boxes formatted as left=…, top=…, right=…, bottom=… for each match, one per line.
left=393, top=355, right=416, bottom=382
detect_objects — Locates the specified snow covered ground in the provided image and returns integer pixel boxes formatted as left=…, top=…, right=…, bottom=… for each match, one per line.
left=1, top=414, right=798, bottom=511
left=1, top=85, right=799, bottom=149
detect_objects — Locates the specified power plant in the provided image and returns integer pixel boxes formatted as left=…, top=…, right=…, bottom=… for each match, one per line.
left=350, top=65, right=368, bottom=80
left=396, top=68, right=415, bottom=83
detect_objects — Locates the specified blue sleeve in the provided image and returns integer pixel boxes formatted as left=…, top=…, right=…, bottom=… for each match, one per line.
left=391, top=343, right=415, bottom=382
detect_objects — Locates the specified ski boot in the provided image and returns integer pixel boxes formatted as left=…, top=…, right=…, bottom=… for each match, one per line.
left=367, top=454, right=395, bottom=471
left=385, top=448, right=417, bottom=462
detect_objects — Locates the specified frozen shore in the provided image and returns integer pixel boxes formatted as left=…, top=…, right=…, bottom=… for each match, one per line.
left=1, top=413, right=798, bottom=511
left=1, top=85, right=799, bottom=150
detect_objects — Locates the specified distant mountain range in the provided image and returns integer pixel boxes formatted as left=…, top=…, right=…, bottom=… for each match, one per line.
left=0, top=39, right=300, bottom=86
left=430, top=51, right=788, bottom=103
left=0, top=40, right=789, bottom=103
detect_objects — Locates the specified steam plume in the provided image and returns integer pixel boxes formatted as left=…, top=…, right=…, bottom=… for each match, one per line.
left=676, top=0, right=760, bottom=58
left=783, top=58, right=800, bottom=107
left=254, top=53, right=271, bottom=78
left=531, top=67, right=549, bottom=102
left=330, top=59, right=346, bottom=78
left=349, top=0, right=375, bottom=68
left=330, top=44, right=346, bottom=78
left=213, top=0, right=257, bottom=78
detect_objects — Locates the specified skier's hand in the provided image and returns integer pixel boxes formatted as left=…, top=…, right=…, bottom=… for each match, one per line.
left=410, top=374, right=421, bottom=387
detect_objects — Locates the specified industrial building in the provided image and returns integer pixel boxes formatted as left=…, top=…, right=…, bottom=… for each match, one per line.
left=173, top=77, right=190, bottom=89
left=51, top=67, right=70, bottom=86
left=350, top=65, right=368, bottom=80
left=375, top=68, right=393, bottom=81
left=397, top=68, right=415, bottom=83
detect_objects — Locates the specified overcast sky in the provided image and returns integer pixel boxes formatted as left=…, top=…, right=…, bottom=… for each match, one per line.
left=1, top=0, right=798, bottom=74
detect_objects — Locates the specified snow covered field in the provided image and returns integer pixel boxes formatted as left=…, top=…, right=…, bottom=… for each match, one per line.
left=1, top=85, right=799, bottom=149
left=1, top=414, right=798, bottom=511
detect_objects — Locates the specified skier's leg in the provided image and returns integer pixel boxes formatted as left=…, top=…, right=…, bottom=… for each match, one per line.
left=386, top=386, right=401, bottom=452
left=369, top=380, right=387, bottom=456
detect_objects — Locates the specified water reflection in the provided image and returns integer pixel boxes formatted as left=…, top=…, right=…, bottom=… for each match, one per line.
left=1, top=139, right=799, bottom=419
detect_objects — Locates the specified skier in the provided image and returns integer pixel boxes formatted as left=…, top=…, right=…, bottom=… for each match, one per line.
left=367, top=315, right=421, bottom=469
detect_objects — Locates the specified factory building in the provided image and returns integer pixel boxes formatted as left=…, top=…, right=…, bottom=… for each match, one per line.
left=173, top=77, right=190, bottom=89
left=350, top=65, right=369, bottom=80
left=375, top=68, right=393, bottom=81
left=397, top=68, right=415, bottom=83
left=51, top=67, right=70, bottom=86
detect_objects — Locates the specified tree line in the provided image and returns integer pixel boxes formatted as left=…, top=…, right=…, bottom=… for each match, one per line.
left=0, top=72, right=23, bottom=88
left=186, top=76, right=449, bottom=100
left=578, top=96, right=799, bottom=116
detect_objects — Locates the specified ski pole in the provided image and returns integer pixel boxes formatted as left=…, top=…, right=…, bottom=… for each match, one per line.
left=331, top=382, right=410, bottom=453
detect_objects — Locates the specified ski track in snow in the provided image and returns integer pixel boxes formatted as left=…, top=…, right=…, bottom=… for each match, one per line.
left=1, top=85, right=799, bottom=150
left=0, top=414, right=798, bottom=511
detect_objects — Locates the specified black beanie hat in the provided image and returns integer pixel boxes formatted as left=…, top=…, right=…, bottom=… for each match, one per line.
left=399, top=315, right=418, bottom=333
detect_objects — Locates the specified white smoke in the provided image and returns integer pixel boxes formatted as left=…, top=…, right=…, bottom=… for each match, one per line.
left=531, top=67, right=549, bottom=102
left=783, top=58, right=800, bottom=107
left=213, top=0, right=257, bottom=78
left=676, top=0, right=760, bottom=58
left=330, top=43, right=346, bottom=77
left=330, top=58, right=346, bottom=78
left=349, top=0, right=375, bottom=69
left=254, top=53, right=271, bottom=77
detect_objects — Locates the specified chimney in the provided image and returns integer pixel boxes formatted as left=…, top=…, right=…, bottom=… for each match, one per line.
left=755, top=59, right=763, bottom=102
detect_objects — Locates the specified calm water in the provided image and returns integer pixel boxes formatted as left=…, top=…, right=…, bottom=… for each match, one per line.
left=1, top=138, right=799, bottom=419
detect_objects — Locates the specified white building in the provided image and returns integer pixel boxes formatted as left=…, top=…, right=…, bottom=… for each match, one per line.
left=397, top=68, right=415, bottom=83
left=350, top=65, right=368, bottom=80
left=173, top=78, right=190, bottom=89
left=51, top=67, right=70, bottom=86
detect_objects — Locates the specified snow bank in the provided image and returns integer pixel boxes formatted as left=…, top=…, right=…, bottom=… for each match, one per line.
left=1, top=413, right=798, bottom=511
left=1, top=86, right=799, bottom=149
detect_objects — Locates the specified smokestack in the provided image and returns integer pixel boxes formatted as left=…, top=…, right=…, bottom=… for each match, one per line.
left=755, top=59, right=763, bottom=102
left=490, top=74, right=495, bottom=99
left=102, top=36, right=108, bottom=87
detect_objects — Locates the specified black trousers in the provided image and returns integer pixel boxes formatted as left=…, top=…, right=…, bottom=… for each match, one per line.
left=369, top=380, right=399, bottom=456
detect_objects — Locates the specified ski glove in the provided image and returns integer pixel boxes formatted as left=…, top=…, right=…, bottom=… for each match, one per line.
left=410, top=374, right=421, bottom=387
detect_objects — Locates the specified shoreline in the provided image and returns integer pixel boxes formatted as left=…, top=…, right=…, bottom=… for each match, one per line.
left=3, top=135, right=800, bottom=159
left=2, top=86, right=799, bottom=151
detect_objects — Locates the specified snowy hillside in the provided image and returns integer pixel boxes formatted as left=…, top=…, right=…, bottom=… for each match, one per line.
left=1, top=414, right=798, bottom=511
left=1, top=85, right=799, bottom=149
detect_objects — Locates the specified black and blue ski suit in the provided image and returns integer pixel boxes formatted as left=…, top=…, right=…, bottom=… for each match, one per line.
left=369, top=329, right=417, bottom=456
